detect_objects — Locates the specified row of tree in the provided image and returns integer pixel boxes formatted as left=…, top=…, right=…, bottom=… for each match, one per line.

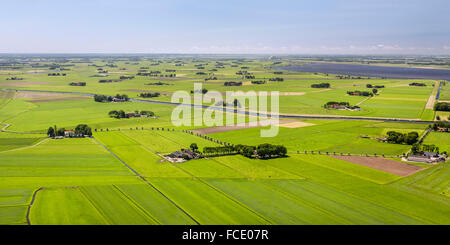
left=269, top=77, right=284, bottom=82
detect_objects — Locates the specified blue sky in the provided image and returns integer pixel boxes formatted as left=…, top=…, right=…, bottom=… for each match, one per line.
left=0, top=0, right=449, bottom=54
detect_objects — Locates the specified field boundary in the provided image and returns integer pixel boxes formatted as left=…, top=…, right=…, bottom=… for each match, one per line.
left=91, top=136, right=200, bottom=225
left=0, top=89, right=437, bottom=123
left=26, top=187, right=44, bottom=225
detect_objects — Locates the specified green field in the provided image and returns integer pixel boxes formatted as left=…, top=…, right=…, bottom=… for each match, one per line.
left=0, top=56, right=448, bottom=225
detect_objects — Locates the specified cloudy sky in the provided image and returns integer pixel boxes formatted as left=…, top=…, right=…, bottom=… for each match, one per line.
left=0, top=0, right=449, bottom=54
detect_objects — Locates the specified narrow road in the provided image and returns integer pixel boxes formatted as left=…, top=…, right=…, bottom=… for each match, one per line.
left=0, top=138, right=49, bottom=154
left=425, top=81, right=440, bottom=109
left=0, top=88, right=436, bottom=124
left=91, top=136, right=200, bottom=225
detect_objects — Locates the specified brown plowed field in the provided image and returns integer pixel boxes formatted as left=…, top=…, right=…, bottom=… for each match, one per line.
left=332, top=155, right=423, bottom=176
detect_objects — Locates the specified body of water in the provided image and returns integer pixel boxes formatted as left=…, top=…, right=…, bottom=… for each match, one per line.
left=278, top=63, right=450, bottom=80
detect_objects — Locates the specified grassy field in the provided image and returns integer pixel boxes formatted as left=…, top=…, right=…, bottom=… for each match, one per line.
left=0, top=56, right=448, bottom=225
left=208, top=120, right=425, bottom=155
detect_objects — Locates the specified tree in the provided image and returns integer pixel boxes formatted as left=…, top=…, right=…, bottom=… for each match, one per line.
left=74, top=124, right=92, bottom=136
left=47, top=127, right=55, bottom=137
left=190, top=143, right=199, bottom=152
left=372, top=88, right=378, bottom=94
left=404, top=132, right=419, bottom=145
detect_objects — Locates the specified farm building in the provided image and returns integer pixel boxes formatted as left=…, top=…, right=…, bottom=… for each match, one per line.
left=165, top=149, right=202, bottom=163
left=64, top=131, right=75, bottom=137
left=406, top=152, right=446, bottom=163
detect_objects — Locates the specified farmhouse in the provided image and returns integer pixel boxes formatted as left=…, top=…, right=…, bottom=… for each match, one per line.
left=165, top=149, right=202, bottom=163
left=64, top=131, right=75, bottom=137
left=112, top=97, right=125, bottom=102
left=406, top=152, right=446, bottom=163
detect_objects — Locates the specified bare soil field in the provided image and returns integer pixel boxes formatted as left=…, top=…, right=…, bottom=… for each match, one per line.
left=279, top=121, right=315, bottom=128
left=16, top=92, right=89, bottom=102
left=16, top=92, right=59, bottom=98
left=30, top=96, right=89, bottom=103
left=332, top=155, right=423, bottom=176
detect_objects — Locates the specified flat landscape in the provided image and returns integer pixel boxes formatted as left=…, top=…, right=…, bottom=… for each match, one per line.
left=0, top=55, right=448, bottom=225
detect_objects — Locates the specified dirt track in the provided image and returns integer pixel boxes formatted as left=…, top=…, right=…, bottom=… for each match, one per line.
left=332, top=155, right=423, bottom=176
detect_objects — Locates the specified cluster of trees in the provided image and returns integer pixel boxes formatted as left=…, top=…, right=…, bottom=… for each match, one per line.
left=346, top=90, right=374, bottom=96
left=269, top=77, right=284, bottom=82
left=165, top=69, right=176, bottom=72
left=145, top=82, right=171, bottom=85
left=202, top=143, right=287, bottom=159
left=108, top=110, right=155, bottom=119
left=324, top=101, right=348, bottom=108
left=244, top=75, right=255, bottom=79
left=119, top=75, right=134, bottom=80
left=69, top=82, right=86, bottom=86
left=190, top=88, right=208, bottom=94
left=311, top=83, right=330, bottom=88
left=196, top=72, right=207, bottom=75
left=409, top=82, right=426, bottom=86
left=137, top=71, right=176, bottom=77
left=273, top=71, right=283, bottom=74
left=48, top=73, right=66, bottom=76
left=74, top=124, right=93, bottom=136
left=224, top=81, right=242, bottom=86
left=140, top=92, right=160, bottom=98
left=431, top=122, right=450, bottom=131
left=6, top=77, right=24, bottom=80
left=235, top=143, right=287, bottom=159
left=366, top=84, right=385, bottom=88
left=434, top=102, right=450, bottom=111
left=411, top=143, right=444, bottom=154
left=251, top=80, right=266, bottom=84
left=336, top=75, right=363, bottom=79
left=94, top=94, right=129, bottom=102
left=386, top=131, right=419, bottom=145
left=47, top=124, right=92, bottom=137
left=98, top=79, right=122, bottom=83
left=204, top=76, right=217, bottom=81
left=109, top=110, right=128, bottom=119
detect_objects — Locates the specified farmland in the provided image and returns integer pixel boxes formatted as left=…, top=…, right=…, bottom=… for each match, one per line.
left=0, top=55, right=448, bottom=225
